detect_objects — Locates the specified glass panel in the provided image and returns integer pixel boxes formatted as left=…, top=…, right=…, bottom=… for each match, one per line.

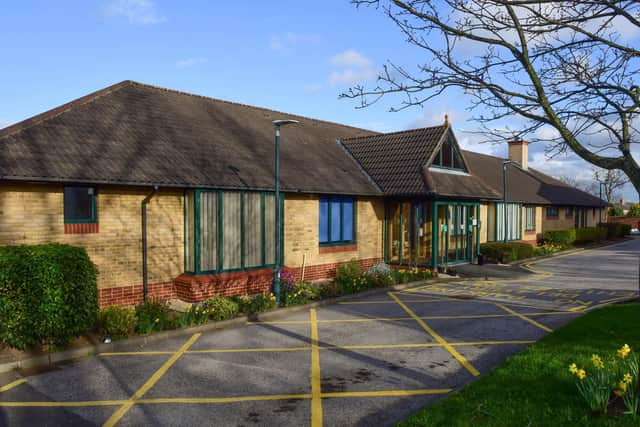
left=416, top=203, right=432, bottom=265
left=330, top=198, right=342, bottom=242
left=222, top=192, right=242, bottom=270
left=387, top=202, right=400, bottom=262
left=244, top=192, right=262, bottom=268
left=319, top=198, right=329, bottom=243
left=436, top=205, right=448, bottom=265
left=265, top=194, right=276, bottom=265
left=185, top=191, right=195, bottom=272
left=441, top=140, right=452, bottom=167
left=199, top=192, right=218, bottom=271
left=453, top=147, right=463, bottom=169
left=342, top=199, right=354, bottom=242
left=64, top=187, right=95, bottom=221
left=401, top=203, right=411, bottom=262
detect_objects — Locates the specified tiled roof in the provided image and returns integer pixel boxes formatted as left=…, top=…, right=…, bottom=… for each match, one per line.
left=0, top=81, right=379, bottom=195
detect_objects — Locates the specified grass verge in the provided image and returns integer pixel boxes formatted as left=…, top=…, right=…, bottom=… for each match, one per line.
left=400, top=303, right=640, bottom=427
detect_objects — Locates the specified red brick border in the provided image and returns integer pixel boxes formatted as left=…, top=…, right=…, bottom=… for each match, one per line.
left=318, top=244, right=357, bottom=254
left=64, top=223, right=99, bottom=234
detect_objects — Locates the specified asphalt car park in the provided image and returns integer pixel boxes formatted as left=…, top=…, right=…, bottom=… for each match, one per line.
left=0, top=240, right=638, bottom=426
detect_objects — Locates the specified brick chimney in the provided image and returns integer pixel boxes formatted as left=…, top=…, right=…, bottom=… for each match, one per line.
left=508, top=140, right=529, bottom=170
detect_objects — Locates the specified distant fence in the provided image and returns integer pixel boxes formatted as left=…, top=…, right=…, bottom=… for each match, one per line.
left=608, top=216, right=640, bottom=228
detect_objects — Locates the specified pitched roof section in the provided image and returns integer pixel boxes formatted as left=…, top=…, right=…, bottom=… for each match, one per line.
left=341, top=126, right=448, bottom=195
left=463, top=151, right=605, bottom=207
left=341, top=126, right=500, bottom=198
left=0, top=81, right=379, bottom=195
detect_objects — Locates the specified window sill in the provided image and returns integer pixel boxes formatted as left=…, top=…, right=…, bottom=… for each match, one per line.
left=319, top=244, right=357, bottom=254
left=524, top=230, right=536, bottom=234
left=64, top=223, right=99, bottom=234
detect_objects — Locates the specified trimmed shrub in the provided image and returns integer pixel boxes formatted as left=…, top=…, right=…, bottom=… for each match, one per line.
left=543, top=229, right=577, bottom=247
left=281, top=281, right=319, bottom=307
left=480, top=242, right=535, bottom=263
left=598, top=222, right=632, bottom=239
left=174, top=303, right=210, bottom=328
left=0, top=244, right=98, bottom=350
left=98, top=306, right=136, bottom=339
left=202, top=296, right=240, bottom=321
left=135, top=298, right=170, bottom=334
left=574, top=227, right=607, bottom=244
left=233, top=293, right=277, bottom=314
left=335, top=259, right=361, bottom=287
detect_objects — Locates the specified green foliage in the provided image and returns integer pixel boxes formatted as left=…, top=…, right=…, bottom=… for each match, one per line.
left=627, top=204, right=640, bottom=217
left=0, top=244, right=98, bottom=350
left=599, top=222, right=632, bottom=239
left=534, top=242, right=563, bottom=256
left=392, top=268, right=434, bottom=284
left=97, top=306, right=136, bottom=339
left=575, top=227, right=608, bottom=244
left=334, top=259, right=361, bottom=287
left=479, top=242, right=534, bottom=263
left=543, top=229, right=577, bottom=247
left=318, top=281, right=342, bottom=299
left=233, top=293, right=277, bottom=314
left=281, top=281, right=319, bottom=307
left=135, top=298, right=170, bottom=335
left=174, top=303, right=209, bottom=328
left=609, top=206, right=624, bottom=217
left=202, top=296, right=240, bottom=321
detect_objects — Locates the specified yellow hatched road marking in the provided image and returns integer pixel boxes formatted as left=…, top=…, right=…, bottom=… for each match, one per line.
left=0, top=400, right=126, bottom=407
left=309, top=308, right=323, bottom=427
left=388, top=292, right=480, bottom=377
left=102, top=333, right=201, bottom=427
left=0, top=379, right=27, bottom=393
left=189, top=346, right=309, bottom=354
left=494, top=303, right=553, bottom=333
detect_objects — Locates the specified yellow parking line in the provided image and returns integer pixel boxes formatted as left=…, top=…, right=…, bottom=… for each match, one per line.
left=189, top=346, right=310, bottom=354
left=494, top=303, right=553, bottom=333
left=388, top=292, right=480, bottom=377
left=323, top=389, right=451, bottom=398
left=0, top=400, right=126, bottom=407
left=0, top=378, right=27, bottom=393
left=309, top=308, right=323, bottom=427
left=102, top=333, right=201, bottom=427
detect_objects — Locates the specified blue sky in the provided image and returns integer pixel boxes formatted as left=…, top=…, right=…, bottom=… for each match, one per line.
left=1, top=0, right=637, bottom=200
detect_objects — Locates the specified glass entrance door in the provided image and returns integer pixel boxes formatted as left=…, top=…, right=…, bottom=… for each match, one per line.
left=434, top=202, right=479, bottom=267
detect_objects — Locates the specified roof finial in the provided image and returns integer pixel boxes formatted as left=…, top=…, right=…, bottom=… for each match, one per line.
left=444, top=114, right=449, bottom=126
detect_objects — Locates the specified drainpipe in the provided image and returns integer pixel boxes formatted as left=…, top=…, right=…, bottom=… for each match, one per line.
left=142, top=185, right=159, bottom=302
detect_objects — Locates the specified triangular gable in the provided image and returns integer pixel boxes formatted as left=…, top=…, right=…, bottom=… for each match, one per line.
left=426, top=127, right=470, bottom=173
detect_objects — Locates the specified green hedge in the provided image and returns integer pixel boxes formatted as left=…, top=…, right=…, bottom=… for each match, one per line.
left=0, top=244, right=98, bottom=350
left=598, top=222, right=632, bottom=239
left=575, top=227, right=607, bottom=244
left=480, top=242, right=535, bottom=263
left=543, top=229, right=577, bottom=246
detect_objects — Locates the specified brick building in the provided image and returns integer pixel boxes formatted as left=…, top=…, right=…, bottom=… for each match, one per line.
left=0, top=81, right=605, bottom=306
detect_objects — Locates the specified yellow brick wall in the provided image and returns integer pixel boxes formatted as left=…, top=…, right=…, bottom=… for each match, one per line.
left=0, top=183, right=184, bottom=289
left=283, top=194, right=384, bottom=267
left=479, top=203, right=489, bottom=243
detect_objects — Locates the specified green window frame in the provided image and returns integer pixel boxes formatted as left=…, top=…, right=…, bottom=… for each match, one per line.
left=63, top=186, right=97, bottom=224
left=319, top=196, right=356, bottom=246
left=184, top=189, right=279, bottom=275
left=495, top=202, right=522, bottom=241
left=524, top=206, right=536, bottom=232
left=546, top=206, right=559, bottom=219
left=431, top=137, right=465, bottom=171
left=565, top=207, right=574, bottom=218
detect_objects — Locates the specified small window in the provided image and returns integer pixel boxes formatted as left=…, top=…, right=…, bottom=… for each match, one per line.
left=319, top=196, right=355, bottom=245
left=64, top=186, right=97, bottom=223
left=432, top=137, right=465, bottom=170
left=525, top=206, right=536, bottom=232
left=565, top=207, right=574, bottom=218
left=546, top=207, right=559, bottom=219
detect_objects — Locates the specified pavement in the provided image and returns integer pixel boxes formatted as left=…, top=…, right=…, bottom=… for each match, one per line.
left=0, top=238, right=638, bottom=426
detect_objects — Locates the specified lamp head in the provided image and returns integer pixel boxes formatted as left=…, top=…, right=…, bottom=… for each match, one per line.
left=273, top=119, right=299, bottom=127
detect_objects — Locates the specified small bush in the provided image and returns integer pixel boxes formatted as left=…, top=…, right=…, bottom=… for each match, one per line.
left=627, top=203, right=640, bottom=217
left=233, top=293, right=277, bottom=314
left=574, top=227, right=607, bottom=244
left=480, top=242, right=535, bottom=263
left=608, top=206, right=624, bottom=217
left=335, top=259, right=361, bottom=287
left=543, top=229, right=577, bottom=247
left=98, top=306, right=136, bottom=339
left=365, top=262, right=396, bottom=288
left=135, top=298, right=170, bottom=334
left=318, top=281, right=342, bottom=299
left=0, top=244, right=98, bottom=350
left=281, top=281, right=319, bottom=307
left=202, top=296, right=240, bottom=321
left=174, top=303, right=209, bottom=328
left=599, top=222, right=632, bottom=239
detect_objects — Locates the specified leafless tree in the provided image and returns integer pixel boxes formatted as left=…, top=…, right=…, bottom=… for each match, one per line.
left=343, top=1, right=640, bottom=196
left=592, top=167, right=629, bottom=203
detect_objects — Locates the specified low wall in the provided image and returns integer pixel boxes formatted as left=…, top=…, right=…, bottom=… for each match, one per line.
left=608, top=216, right=640, bottom=228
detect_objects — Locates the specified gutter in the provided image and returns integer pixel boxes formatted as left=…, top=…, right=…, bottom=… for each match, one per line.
left=141, top=185, right=159, bottom=301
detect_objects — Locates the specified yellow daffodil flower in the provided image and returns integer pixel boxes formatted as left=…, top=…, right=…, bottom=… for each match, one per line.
left=591, top=354, right=604, bottom=369
left=577, top=369, right=586, bottom=380
left=619, top=381, right=628, bottom=391
left=618, top=344, right=631, bottom=358
left=623, top=373, right=633, bottom=384
left=569, top=363, right=578, bottom=374
left=614, top=389, right=624, bottom=397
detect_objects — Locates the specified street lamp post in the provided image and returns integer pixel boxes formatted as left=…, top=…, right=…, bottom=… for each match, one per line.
left=272, top=119, right=298, bottom=304
left=599, top=181, right=605, bottom=224
left=502, top=160, right=512, bottom=243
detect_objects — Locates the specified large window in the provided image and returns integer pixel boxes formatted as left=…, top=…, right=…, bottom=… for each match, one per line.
left=546, top=206, right=559, bottom=219
left=184, top=190, right=276, bottom=274
left=525, top=206, right=536, bottom=232
left=565, top=207, right=574, bottom=218
left=319, top=196, right=355, bottom=245
left=431, top=137, right=465, bottom=170
left=64, top=186, right=97, bottom=223
left=496, top=203, right=522, bottom=241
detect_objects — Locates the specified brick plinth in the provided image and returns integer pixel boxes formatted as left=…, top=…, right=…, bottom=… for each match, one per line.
left=98, top=281, right=175, bottom=307
left=284, top=257, right=381, bottom=282
left=173, top=269, right=274, bottom=302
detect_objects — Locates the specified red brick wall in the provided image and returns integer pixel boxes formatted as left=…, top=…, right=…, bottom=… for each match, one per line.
left=98, top=281, right=175, bottom=307
left=608, top=216, right=640, bottom=227
left=284, top=257, right=381, bottom=282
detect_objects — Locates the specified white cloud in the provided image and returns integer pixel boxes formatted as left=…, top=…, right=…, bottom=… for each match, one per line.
left=327, top=49, right=376, bottom=86
left=102, top=0, right=165, bottom=25
left=269, top=32, right=320, bottom=52
left=303, top=83, right=323, bottom=94
left=176, top=57, right=207, bottom=69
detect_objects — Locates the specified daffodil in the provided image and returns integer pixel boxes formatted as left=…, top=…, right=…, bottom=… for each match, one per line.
left=619, top=381, right=628, bottom=392
left=618, top=344, right=631, bottom=358
left=614, top=389, right=625, bottom=397
left=591, top=354, right=604, bottom=369
left=623, top=373, right=633, bottom=384
left=154, top=318, right=159, bottom=323
left=569, top=363, right=578, bottom=374
left=577, top=369, right=586, bottom=380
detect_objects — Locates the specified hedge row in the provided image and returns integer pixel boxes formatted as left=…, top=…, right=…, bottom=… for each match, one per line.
left=598, top=222, right=632, bottom=239
left=479, top=242, right=535, bottom=263
left=543, top=226, right=611, bottom=246
left=0, top=244, right=98, bottom=350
